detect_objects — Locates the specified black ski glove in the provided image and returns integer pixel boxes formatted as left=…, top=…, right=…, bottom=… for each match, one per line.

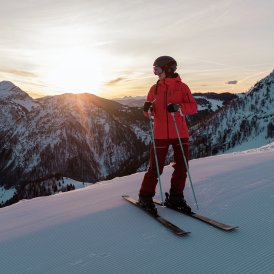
left=143, top=101, right=153, bottom=112
left=167, top=103, right=180, bottom=113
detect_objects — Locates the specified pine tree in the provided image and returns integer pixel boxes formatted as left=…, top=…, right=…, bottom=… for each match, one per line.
left=267, top=122, right=274, bottom=138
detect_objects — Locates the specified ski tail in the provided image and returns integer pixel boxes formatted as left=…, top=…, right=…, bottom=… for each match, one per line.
left=153, top=198, right=238, bottom=232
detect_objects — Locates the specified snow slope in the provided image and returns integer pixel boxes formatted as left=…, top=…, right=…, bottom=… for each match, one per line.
left=0, top=144, right=274, bottom=274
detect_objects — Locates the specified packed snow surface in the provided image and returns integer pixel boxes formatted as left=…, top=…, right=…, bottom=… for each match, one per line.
left=0, top=143, right=274, bottom=274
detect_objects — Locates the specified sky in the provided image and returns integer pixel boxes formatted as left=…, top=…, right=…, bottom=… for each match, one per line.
left=0, top=0, right=273, bottom=99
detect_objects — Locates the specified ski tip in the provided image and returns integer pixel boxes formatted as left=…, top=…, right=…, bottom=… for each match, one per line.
left=224, top=226, right=239, bottom=232
left=178, top=231, right=191, bottom=236
left=122, top=194, right=129, bottom=198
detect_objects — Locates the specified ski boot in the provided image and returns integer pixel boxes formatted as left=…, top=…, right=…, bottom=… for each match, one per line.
left=138, top=195, right=158, bottom=216
left=165, top=192, right=192, bottom=214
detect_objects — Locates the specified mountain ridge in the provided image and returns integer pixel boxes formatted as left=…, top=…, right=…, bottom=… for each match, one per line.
left=0, top=85, right=148, bottom=204
left=1, top=69, right=273, bottom=207
left=190, top=70, right=274, bottom=157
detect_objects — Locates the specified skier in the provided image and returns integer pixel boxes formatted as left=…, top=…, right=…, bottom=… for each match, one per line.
left=139, top=56, right=197, bottom=214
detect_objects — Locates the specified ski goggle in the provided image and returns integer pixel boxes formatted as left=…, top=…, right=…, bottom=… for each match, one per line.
left=153, top=66, right=163, bottom=75
left=153, top=64, right=177, bottom=75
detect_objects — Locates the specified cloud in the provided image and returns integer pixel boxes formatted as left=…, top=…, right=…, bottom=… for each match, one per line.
left=0, top=68, right=38, bottom=78
left=226, top=80, right=238, bottom=85
left=106, top=77, right=125, bottom=86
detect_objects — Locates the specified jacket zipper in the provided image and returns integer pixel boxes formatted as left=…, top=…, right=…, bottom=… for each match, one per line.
left=164, top=83, right=169, bottom=139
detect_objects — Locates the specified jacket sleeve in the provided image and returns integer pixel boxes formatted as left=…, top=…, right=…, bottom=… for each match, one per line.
left=180, top=83, right=197, bottom=114
left=143, top=85, right=155, bottom=117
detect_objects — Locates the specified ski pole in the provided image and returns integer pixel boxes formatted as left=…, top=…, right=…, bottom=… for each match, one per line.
left=147, top=105, right=165, bottom=206
left=170, top=111, right=199, bottom=210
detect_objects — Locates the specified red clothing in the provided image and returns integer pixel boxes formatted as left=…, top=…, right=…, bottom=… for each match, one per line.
left=145, top=75, right=197, bottom=139
left=139, top=139, right=189, bottom=197
left=139, top=75, right=197, bottom=197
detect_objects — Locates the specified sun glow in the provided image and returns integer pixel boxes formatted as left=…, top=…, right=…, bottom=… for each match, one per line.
left=41, top=47, right=104, bottom=95
left=34, top=25, right=109, bottom=96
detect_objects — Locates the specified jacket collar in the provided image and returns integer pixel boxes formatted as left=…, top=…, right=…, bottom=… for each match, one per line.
left=158, top=74, right=182, bottom=86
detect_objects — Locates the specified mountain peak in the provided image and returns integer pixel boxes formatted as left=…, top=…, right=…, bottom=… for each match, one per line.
left=262, top=69, right=274, bottom=83
left=0, top=80, right=27, bottom=99
left=0, top=80, right=17, bottom=90
left=249, top=69, right=274, bottom=94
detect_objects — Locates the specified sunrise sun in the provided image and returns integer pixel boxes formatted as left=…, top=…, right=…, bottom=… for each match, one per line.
left=34, top=24, right=108, bottom=96
left=41, top=47, right=104, bottom=95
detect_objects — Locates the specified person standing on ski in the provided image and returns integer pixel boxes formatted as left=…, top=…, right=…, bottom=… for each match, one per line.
left=139, top=56, right=197, bottom=214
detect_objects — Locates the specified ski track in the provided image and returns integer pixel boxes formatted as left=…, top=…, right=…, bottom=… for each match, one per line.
left=0, top=147, right=274, bottom=273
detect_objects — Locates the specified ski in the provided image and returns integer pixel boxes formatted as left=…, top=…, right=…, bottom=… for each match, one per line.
left=153, top=198, right=238, bottom=231
left=122, top=195, right=190, bottom=236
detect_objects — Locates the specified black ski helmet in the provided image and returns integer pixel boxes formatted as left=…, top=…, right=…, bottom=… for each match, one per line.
left=153, top=56, right=177, bottom=68
left=153, top=56, right=177, bottom=76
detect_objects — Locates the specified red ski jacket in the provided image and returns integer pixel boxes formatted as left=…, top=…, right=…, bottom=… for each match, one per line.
left=145, top=74, right=197, bottom=139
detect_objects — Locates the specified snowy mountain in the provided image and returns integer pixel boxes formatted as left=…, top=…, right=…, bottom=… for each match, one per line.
left=190, top=70, right=274, bottom=158
left=194, top=92, right=238, bottom=111
left=0, top=143, right=273, bottom=273
left=113, top=95, right=147, bottom=107
left=0, top=81, right=39, bottom=132
left=188, top=92, right=238, bottom=126
left=1, top=70, right=273, bottom=207
left=0, top=81, right=149, bottom=206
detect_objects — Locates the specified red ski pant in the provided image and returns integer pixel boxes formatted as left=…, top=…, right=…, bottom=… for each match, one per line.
left=139, top=138, right=189, bottom=197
